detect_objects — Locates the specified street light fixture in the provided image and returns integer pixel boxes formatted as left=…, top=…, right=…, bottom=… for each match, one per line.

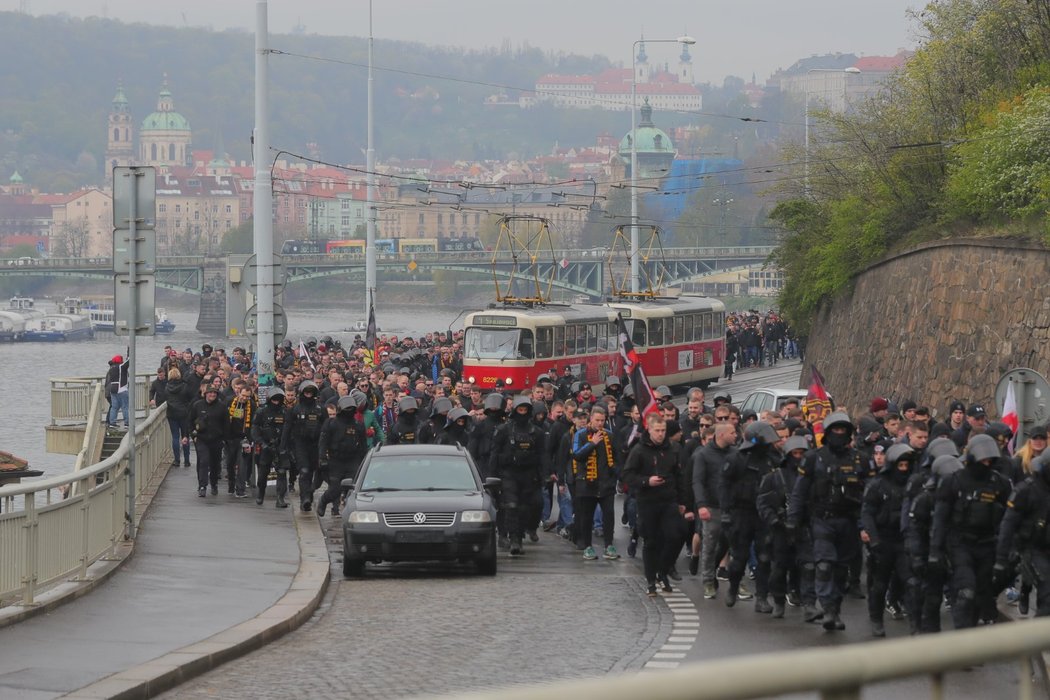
left=804, top=67, right=861, bottom=195
left=630, top=34, right=695, bottom=293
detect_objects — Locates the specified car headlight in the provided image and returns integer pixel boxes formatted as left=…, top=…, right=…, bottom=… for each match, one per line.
left=348, top=510, right=379, bottom=524
left=461, top=510, right=491, bottom=523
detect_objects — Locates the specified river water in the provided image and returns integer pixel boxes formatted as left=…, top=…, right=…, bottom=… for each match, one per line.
left=0, top=302, right=462, bottom=481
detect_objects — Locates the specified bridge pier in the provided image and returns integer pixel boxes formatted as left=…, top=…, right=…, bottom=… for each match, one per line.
left=196, top=256, right=227, bottom=335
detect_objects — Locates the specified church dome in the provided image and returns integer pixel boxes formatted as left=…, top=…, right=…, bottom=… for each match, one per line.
left=618, top=99, right=674, bottom=156
left=141, top=84, right=191, bottom=133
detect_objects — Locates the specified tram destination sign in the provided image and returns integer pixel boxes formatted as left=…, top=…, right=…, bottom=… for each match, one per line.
left=472, top=315, right=517, bottom=327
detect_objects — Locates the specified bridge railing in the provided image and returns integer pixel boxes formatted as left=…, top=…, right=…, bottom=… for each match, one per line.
left=4, top=247, right=778, bottom=270
left=442, top=616, right=1050, bottom=700
left=0, top=403, right=170, bottom=605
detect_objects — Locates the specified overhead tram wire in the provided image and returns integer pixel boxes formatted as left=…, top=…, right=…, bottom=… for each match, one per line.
left=267, top=48, right=783, bottom=127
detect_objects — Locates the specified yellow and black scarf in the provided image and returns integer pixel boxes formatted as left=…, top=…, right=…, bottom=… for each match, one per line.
left=585, top=431, right=615, bottom=481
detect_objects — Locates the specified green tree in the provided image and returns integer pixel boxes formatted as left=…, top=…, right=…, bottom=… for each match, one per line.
left=220, top=219, right=254, bottom=254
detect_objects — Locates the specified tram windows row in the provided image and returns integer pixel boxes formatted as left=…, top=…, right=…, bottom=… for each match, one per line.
left=465, top=313, right=724, bottom=362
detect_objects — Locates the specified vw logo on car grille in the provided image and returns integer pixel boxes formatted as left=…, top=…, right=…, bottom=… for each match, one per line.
left=413, top=512, right=427, bottom=524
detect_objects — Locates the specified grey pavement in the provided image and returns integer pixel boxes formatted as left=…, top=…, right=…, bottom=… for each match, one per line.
left=0, top=463, right=301, bottom=699
left=161, top=522, right=668, bottom=700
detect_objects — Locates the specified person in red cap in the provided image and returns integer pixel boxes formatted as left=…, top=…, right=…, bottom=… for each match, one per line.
left=106, top=354, right=129, bottom=429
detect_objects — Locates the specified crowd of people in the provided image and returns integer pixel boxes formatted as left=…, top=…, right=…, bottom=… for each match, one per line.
left=131, top=333, right=1048, bottom=637
left=723, top=310, right=804, bottom=380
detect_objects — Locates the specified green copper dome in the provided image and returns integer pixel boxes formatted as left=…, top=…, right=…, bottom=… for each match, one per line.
left=618, top=99, right=674, bottom=156
left=141, top=84, right=191, bottom=132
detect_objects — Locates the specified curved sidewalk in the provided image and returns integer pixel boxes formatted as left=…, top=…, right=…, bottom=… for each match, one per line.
left=0, top=465, right=328, bottom=700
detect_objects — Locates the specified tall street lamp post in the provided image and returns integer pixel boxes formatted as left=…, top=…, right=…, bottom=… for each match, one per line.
left=630, top=35, right=695, bottom=293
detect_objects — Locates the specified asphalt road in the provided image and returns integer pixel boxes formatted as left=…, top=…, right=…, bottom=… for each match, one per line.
left=162, top=362, right=1023, bottom=699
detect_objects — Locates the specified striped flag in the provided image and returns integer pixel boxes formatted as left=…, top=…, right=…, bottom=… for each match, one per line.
left=616, top=313, right=659, bottom=421
left=297, top=339, right=316, bottom=372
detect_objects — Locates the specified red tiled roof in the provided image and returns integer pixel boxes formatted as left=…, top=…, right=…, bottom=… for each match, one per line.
left=594, top=68, right=632, bottom=83
left=536, top=74, right=596, bottom=85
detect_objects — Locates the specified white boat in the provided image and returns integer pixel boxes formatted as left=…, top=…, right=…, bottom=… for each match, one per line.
left=155, top=308, right=176, bottom=334
left=86, top=304, right=115, bottom=332
left=8, top=296, right=43, bottom=321
left=0, top=311, right=26, bottom=342
left=23, top=313, right=95, bottom=342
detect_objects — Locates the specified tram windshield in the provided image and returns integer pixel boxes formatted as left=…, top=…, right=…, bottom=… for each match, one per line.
left=464, top=327, right=534, bottom=360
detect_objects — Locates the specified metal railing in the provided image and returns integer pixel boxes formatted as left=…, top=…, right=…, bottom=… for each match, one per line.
left=0, top=401, right=170, bottom=605
left=49, top=373, right=154, bottom=426
left=440, top=617, right=1050, bottom=700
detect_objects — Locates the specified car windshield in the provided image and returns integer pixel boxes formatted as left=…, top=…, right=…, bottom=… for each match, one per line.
left=360, top=456, right=479, bottom=492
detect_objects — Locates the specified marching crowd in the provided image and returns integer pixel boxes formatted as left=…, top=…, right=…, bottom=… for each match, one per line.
left=723, top=310, right=804, bottom=380
left=123, top=335, right=1050, bottom=637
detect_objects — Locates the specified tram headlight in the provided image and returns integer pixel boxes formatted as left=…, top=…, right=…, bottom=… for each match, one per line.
left=468, top=375, right=476, bottom=384
left=505, top=377, right=513, bottom=386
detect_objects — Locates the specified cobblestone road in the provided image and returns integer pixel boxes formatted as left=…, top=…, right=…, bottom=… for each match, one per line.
left=163, top=523, right=668, bottom=699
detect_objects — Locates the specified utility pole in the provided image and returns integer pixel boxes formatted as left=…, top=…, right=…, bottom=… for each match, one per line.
left=253, top=0, right=275, bottom=393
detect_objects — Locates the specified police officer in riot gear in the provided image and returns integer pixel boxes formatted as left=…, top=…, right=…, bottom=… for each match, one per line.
left=252, top=389, right=289, bottom=508
left=996, top=452, right=1050, bottom=617
left=789, top=411, right=866, bottom=631
left=930, top=433, right=1011, bottom=628
left=721, top=421, right=781, bottom=612
left=317, top=395, right=366, bottom=518
left=437, top=407, right=471, bottom=447
left=190, top=386, right=229, bottom=497
left=861, top=443, right=921, bottom=637
left=283, top=380, right=326, bottom=511
left=758, top=434, right=809, bottom=619
left=490, top=396, right=545, bottom=556
left=907, top=453, right=962, bottom=633
left=418, top=397, right=453, bottom=444
left=388, top=397, right=421, bottom=445
left=469, top=392, right=508, bottom=547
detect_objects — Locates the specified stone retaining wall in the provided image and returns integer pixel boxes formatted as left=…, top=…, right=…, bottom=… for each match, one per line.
left=804, top=238, right=1050, bottom=421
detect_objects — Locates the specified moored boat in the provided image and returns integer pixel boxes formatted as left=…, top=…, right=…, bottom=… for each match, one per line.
left=0, top=311, right=26, bottom=341
left=23, top=313, right=95, bottom=342
left=155, top=308, right=176, bottom=334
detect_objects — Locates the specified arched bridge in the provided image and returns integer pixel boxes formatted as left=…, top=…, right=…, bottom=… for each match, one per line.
left=0, top=246, right=775, bottom=297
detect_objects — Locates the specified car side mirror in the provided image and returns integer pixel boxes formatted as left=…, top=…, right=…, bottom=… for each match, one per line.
left=483, top=477, right=501, bottom=490
left=340, top=478, right=355, bottom=490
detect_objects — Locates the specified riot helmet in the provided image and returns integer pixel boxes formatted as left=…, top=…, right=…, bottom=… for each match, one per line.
left=483, top=393, right=505, bottom=413
left=931, top=454, right=963, bottom=480
left=967, top=434, right=1000, bottom=463
left=447, top=407, right=470, bottom=426
left=740, top=421, right=779, bottom=451
left=337, top=395, right=357, bottom=412
left=397, top=396, right=418, bottom=414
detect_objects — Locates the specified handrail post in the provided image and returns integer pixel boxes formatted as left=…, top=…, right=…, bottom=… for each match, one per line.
left=77, top=474, right=91, bottom=581
left=1019, top=655, right=1033, bottom=700
left=22, top=493, right=38, bottom=605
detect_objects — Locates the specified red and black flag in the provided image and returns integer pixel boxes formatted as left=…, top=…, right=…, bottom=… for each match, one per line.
left=616, top=313, right=659, bottom=421
left=804, top=365, right=833, bottom=446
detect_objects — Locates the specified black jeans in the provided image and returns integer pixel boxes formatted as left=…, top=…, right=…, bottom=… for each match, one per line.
left=576, top=493, right=615, bottom=549
left=195, top=438, right=223, bottom=490
left=638, top=499, right=683, bottom=583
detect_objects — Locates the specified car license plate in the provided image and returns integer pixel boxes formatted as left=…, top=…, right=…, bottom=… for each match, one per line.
left=395, top=530, right=445, bottom=543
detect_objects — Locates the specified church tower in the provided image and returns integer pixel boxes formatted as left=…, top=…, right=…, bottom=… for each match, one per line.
left=105, top=82, right=134, bottom=182
left=636, top=37, right=652, bottom=84
left=678, top=42, right=694, bottom=85
left=139, top=75, right=193, bottom=170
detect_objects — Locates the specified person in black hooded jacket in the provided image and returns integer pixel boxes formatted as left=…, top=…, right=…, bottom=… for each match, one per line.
left=623, top=413, right=689, bottom=596
left=164, top=367, right=193, bottom=467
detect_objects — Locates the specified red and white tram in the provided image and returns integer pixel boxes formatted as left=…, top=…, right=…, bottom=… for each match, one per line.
left=461, top=295, right=725, bottom=392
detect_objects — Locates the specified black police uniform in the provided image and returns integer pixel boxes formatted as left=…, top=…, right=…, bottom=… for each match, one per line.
left=930, top=445, right=1010, bottom=628
left=788, top=415, right=865, bottom=630
left=861, top=451, right=921, bottom=635
left=757, top=451, right=807, bottom=616
left=283, top=386, right=326, bottom=510
left=996, top=457, right=1050, bottom=617
left=317, top=407, right=366, bottom=517
left=491, top=403, right=545, bottom=554
left=388, top=411, right=420, bottom=445
left=251, top=393, right=289, bottom=507
left=720, top=432, right=779, bottom=610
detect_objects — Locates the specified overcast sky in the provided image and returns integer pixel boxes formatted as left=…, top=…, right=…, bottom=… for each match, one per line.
left=13, top=0, right=922, bottom=83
